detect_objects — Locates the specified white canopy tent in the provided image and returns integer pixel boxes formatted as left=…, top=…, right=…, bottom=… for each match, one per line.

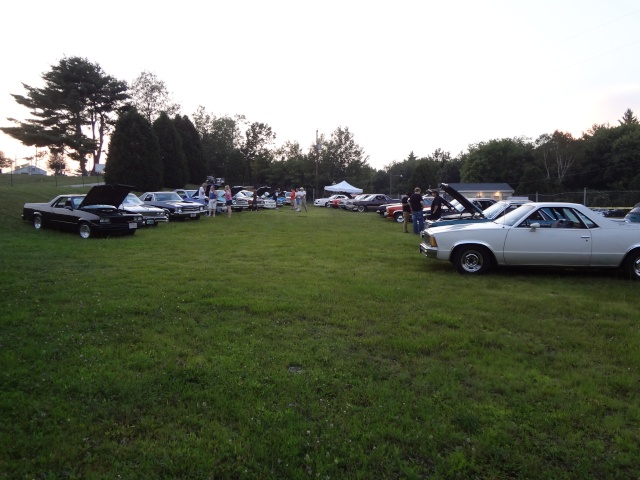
left=324, top=181, right=363, bottom=194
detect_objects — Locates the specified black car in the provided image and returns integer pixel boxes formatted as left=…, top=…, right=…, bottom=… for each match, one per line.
left=350, top=194, right=399, bottom=212
left=22, top=184, right=143, bottom=239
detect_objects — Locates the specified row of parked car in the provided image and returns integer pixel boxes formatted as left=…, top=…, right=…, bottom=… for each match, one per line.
left=21, top=184, right=279, bottom=239
left=317, top=183, right=640, bottom=280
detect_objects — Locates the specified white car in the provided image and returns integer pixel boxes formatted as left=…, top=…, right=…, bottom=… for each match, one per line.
left=419, top=202, right=640, bottom=279
left=313, top=194, right=349, bottom=207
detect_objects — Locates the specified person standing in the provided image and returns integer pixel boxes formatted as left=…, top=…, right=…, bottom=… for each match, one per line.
left=401, top=192, right=411, bottom=233
left=427, top=189, right=444, bottom=220
left=290, top=188, right=296, bottom=210
left=197, top=182, right=207, bottom=203
left=409, top=187, right=425, bottom=234
left=299, top=187, right=307, bottom=212
left=294, top=188, right=302, bottom=211
left=224, top=185, right=233, bottom=218
left=252, top=189, right=259, bottom=211
left=208, top=187, right=218, bottom=217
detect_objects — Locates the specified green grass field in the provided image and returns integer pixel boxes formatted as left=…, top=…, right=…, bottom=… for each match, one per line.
left=1, top=175, right=639, bottom=479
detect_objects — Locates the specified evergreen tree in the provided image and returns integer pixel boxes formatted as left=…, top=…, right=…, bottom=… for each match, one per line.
left=619, top=108, right=638, bottom=125
left=174, top=115, right=207, bottom=184
left=105, top=109, right=163, bottom=191
left=1, top=56, right=129, bottom=175
left=153, top=112, right=188, bottom=188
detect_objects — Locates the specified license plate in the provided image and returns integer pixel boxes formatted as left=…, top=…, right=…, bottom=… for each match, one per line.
left=128, top=223, right=137, bottom=229
left=146, top=219, right=155, bottom=225
left=190, top=213, right=197, bottom=217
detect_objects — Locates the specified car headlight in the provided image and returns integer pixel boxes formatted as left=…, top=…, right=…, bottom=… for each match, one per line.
left=177, top=207, right=182, bottom=213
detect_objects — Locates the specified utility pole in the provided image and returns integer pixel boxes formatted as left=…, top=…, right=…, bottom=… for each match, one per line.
left=315, top=129, right=320, bottom=200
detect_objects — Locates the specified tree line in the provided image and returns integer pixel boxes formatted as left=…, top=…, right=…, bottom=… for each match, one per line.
left=2, top=56, right=639, bottom=198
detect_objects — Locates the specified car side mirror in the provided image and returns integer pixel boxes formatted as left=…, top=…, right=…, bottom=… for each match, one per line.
left=530, top=222, right=540, bottom=230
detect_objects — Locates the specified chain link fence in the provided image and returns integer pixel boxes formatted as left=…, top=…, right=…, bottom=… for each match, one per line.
left=519, top=190, right=640, bottom=208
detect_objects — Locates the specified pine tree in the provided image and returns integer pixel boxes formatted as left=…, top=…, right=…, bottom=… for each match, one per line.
left=153, top=112, right=188, bottom=188
left=619, top=108, right=638, bottom=125
left=105, top=109, right=163, bottom=191
left=174, top=115, right=207, bottom=184
left=1, top=56, right=128, bottom=175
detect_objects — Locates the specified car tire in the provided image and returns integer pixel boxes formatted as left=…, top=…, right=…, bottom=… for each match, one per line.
left=33, top=214, right=43, bottom=230
left=623, top=249, right=640, bottom=280
left=357, top=205, right=366, bottom=212
left=453, top=245, right=491, bottom=275
left=394, top=212, right=404, bottom=223
left=78, top=222, right=92, bottom=239
left=325, top=202, right=331, bottom=208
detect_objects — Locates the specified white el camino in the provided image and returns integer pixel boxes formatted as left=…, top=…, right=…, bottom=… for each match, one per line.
left=419, top=202, right=640, bottom=279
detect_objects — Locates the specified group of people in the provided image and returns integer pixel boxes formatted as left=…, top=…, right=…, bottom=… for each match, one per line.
left=401, top=187, right=444, bottom=234
left=196, top=183, right=235, bottom=218
left=290, top=187, right=307, bottom=212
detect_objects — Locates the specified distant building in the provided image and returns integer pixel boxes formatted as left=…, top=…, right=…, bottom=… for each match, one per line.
left=14, top=165, right=47, bottom=175
left=445, top=183, right=515, bottom=200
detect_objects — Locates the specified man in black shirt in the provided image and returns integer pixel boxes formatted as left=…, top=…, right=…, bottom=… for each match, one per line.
left=401, top=192, right=411, bottom=233
left=409, top=187, right=425, bottom=234
left=427, top=190, right=444, bottom=220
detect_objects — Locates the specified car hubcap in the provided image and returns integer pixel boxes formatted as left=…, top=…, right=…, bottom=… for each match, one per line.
left=79, top=224, right=91, bottom=239
left=34, top=217, right=42, bottom=229
left=633, top=256, right=640, bottom=277
left=462, top=251, right=483, bottom=273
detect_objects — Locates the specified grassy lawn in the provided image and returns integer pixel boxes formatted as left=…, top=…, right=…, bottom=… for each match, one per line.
left=1, top=175, right=639, bottom=479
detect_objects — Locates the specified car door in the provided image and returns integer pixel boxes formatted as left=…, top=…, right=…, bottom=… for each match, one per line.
left=49, top=196, right=77, bottom=230
left=502, top=206, right=592, bottom=266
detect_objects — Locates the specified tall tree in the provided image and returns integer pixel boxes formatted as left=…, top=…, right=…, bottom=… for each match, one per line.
left=322, top=126, right=368, bottom=183
left=174, top=115, right=207, bottom=184
left=153, top=112, right=188, bottom=188
left=130, top=71, right=181, bottom=124
left=460, top=137, right=534, bottom=185
left=533, top=130, right=579, bottom=186
left=193, top=107, right=246, bottom=182
left=105, top=109, right=163, bottom=191
left=1, top=56, right=129, bottom=175
left=242, top=122, right=275, bottom=185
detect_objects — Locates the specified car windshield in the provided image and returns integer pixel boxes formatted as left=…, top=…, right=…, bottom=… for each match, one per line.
left=123, top=194, right=143, bottom=205
left=482, top=201, right=507, bottom=219
left=157, top=192, right=182, bottom=201
left=499, top=204, right=536, bottom=226
left=625, top=209, right=640, bottom=223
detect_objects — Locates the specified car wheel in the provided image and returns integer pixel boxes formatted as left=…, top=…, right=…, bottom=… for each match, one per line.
left=325, top=202, right=331, bottom=207
left=357, top=205, right=366, bottom=212
left=78, top=222, right=92, bottom=239
left=394, top=212, right=404, bottom=223
left=33, top=214, right=43, bottom=230
left=623, top=249, right=640, bottom=280
left=453, top=245, right=491, bottom=275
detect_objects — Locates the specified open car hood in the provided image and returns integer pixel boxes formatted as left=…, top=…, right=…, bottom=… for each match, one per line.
left=438, top=183, right=485, bottom=216
left=79, top=184, right=133, bottom=208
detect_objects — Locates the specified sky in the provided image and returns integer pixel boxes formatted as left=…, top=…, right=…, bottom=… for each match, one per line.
left=2, top=0, right=640, bottom=172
